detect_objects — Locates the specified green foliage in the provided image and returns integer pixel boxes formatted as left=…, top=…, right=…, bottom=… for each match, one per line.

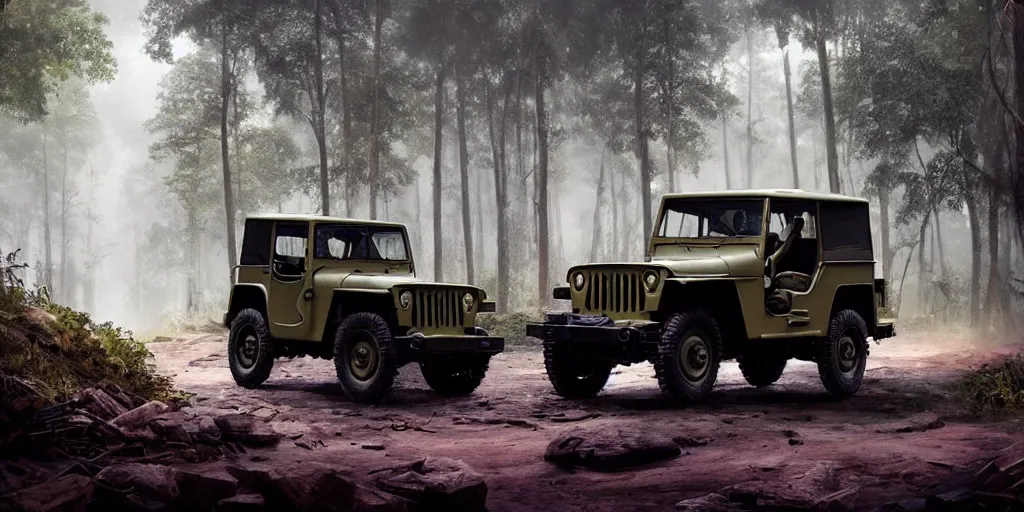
left=0, top=250, right=177, bottom=405
left=475, top=310, right=543, bottom=348
left=956, top=355, right=1024, bottom=415
left=0, top=0, right=116, bottom=122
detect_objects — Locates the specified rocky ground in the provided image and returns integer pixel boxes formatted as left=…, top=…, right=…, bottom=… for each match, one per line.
left=3, top=328, right=1024, bottom=511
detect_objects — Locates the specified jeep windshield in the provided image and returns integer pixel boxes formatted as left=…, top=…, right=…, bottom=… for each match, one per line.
left=657, top=198, right=765, bottom=238
left=314, top=224, right=410, bottom=261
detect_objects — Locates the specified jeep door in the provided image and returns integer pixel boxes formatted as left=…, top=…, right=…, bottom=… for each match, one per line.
left=268, top=221, right=312, bottom=339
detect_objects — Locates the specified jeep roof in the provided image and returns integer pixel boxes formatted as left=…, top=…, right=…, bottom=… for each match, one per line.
left=659, top=189, right=869, bottom=204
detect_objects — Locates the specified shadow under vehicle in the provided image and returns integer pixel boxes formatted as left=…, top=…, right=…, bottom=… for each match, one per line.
left=223, top=214, right=503, bottom=403
left=526, top=189, right=895, bottom=402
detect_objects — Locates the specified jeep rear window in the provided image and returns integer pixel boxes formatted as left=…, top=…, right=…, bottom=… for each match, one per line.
left=315, top=225, right=409, bottom=261
left=657, top=199, right=765, bottom=238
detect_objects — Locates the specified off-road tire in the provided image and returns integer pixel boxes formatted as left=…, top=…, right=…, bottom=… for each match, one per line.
left=227, top=308, right=275, bottom=389
left=420, top=355, right=490, bottom=396
left=543, top=339, right=614, bottom=399
left=655, top=310, right=724, bottom=402
left=333, top=312, right=398, bottom=403
left=817, top=309, right=869, bottom=398
left=738, top=354, right=788, bottom=388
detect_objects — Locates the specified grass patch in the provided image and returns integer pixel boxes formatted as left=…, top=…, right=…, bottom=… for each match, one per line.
left=476, top=310, right=544, bottom=349
left=955, top=354, right=1024, bottom=415
left=1, top=250, right=180, bottom=422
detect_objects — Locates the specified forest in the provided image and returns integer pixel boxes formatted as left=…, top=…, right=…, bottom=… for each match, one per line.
left=1, top=0, right=1023, bottom=333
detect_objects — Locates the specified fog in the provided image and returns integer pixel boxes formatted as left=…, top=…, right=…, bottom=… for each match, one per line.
left=2, top=0, right=1021, bottom=334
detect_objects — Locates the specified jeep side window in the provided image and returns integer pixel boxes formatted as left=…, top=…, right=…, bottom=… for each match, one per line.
left=273, top=223, right=308, bottom=276
left=315, top=225, right=410, bottom=262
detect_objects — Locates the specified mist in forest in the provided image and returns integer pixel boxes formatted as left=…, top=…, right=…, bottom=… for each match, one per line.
left=2, top=0, right=1022, bottom=334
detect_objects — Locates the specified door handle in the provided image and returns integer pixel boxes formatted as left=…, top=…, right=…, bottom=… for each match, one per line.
left=262, top=268, right=270, bottom=274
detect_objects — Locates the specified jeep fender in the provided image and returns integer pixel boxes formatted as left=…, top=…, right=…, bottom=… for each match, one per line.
left=660, top=278, right=751, bottom=351
left=226, top=284, right=268, bottom=327
left=314, top=289, right=395, bottom=343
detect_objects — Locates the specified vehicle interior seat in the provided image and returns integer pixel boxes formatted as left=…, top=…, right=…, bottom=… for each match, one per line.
left=771, top=216, right=811, bottom=293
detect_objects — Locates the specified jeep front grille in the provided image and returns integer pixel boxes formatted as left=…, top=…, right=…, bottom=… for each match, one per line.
left=411, top=289, right=465, bottom=328
left=583, top=270, right=646, bottom=313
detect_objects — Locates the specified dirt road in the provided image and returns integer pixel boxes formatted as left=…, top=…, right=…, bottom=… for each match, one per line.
left=148, top=330, right=1023, bottom=511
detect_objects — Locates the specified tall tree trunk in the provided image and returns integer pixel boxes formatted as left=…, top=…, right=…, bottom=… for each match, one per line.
left=487, top=78, right=511, bottom=312
left=933, top=206, right=948, bottom=278
left=232, top=75, right=243, bottom=212
left=42, top=128, right=52, bottom=292
left=879, top=186, right=892, bottom=284
left=220, top=16, right=238, bottom=281
left=783, top=48, right=799, bottom=188
left=432, top=66, right=445, bottom=282
left=455, top=60, right=474, bottom=285
left=368, top=0, right=383, bottom=220
left=591, top=146, right=608, bottom=262
left=745, top=27, right=754, bottom=189
left=534, top=25, right=550, bottom=305
left=60, top=131, right=68, bottom=301
left=1014, top=0, right=1024, bottom=252
left=324, top=0, right=353, bottom=216
left=721, top=114, right=731, bottom=189
left=634, top=55, right=652, bottom=256
left=816, top=30, right=840, bottom=193
left=917, top=214, right=929, bottom=312
left=664, top=16, right=675, bottom=193
left=965, top=188, right=982, bottom=326
left=986, top=185, right=1002, bottom=323
left=314, top=0, right=329, bottom=216
left=610, top=160, right=620, bottom=260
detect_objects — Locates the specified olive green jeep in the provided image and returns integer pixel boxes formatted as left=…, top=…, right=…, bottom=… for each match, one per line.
left=223, top=215, right=504, bottom=403
left=526, top=190, right=895, bottom=402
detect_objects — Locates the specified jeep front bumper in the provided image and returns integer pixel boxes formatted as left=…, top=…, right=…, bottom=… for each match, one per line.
left=525, top=313, right=660, bottom=362
left=400, top=334, right=505, bottom=355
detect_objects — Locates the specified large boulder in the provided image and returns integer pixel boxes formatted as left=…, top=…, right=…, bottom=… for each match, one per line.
left=215, top=414, right=282, bottom=447
left=544, top=427, right=681, bottom=471
left=352, top=484, right=412, bottom=512
left=217, top=494, right=267, bottom=512
left=95, top=463, right=179, bottom=504
left=372, top=457, right=487, bottom=511
left=226, top=462, right=356, bottom=512
left=111, top=402, right=170, bottom=431
left=173, top=469, right=239, bottom=510
left=0, top=474, right=94, bottom=512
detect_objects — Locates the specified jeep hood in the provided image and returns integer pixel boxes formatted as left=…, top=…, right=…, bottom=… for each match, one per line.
left=313, top=269, right=484, bottom=295
left=568, top=245, right=761, bottom=279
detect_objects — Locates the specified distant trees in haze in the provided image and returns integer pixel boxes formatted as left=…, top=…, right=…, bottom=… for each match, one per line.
left=2, top=0, right=1024, bottom=330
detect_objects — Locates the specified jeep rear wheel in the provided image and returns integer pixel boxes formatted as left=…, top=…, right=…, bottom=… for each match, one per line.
left=655, top=310, right=723, bottom=402
left=420, top=355, right=490, bottom=396
left=228, top=308, right=275, bottom=389
left=543, top=339, right=613, bottom=399
left=334, top=312, right=398, bottom=403
left=738, top=353, right=788, bottom=388
left=817, top=309, right=868, bottom=398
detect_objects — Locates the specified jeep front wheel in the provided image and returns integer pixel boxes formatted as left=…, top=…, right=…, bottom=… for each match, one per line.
left=655, top=310, right=723, bottom=402
left=817, top=309, right=868, bottom=398
left=420, top=355, right=490, bottom=396
left=334, top=312, right=398, bottom=403
left=543, top=339, right=613, bottom=399
left=228, top=308, right=275, bottom=389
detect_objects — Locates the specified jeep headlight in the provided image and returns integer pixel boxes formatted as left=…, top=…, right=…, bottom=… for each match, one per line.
left=572, top=272, right=585, bottom=291
left=399, top=290, right=412, bottom=310
left=463, top=292, right=475, bottom=311
left=643, top=270, right=660, bottom=292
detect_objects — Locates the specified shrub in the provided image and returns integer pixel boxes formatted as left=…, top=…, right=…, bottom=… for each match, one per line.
left=476, top=310, right=544, bottom=349
left=955, top=355, right=1024, bottom=414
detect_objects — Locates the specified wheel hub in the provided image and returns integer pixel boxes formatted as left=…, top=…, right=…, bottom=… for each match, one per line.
left=679, top=335, right=710, bottom=382
left=349, top=337, right=379, bottom=381
left=235, top=327, right=259, bottom=369
left=838, top=335, right=858, bottom=373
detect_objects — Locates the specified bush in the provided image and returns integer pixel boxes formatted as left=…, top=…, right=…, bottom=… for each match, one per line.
left=955, top=355, right=1024, bottom=414
left=0, top=250, right=178, bottom=407
left=475, top=310, right=544, bottom=349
